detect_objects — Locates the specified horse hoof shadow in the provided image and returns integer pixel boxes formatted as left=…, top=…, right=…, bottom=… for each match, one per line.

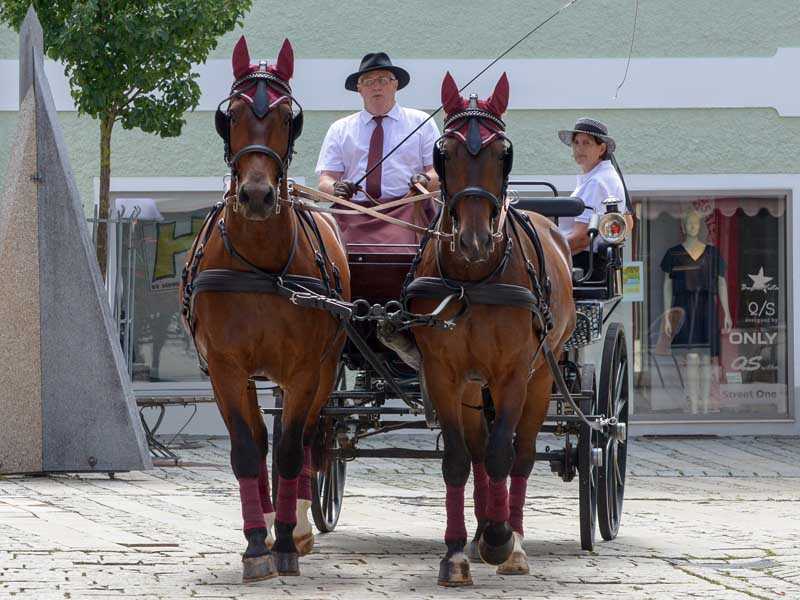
left=274, top=551, right=300, bottom=576
left=496, top=532, right=529, bottom=575
left=242, top=553, right=278, bottom=583
left=438, top=552, right=473, bottom=587
left=478, top=521, right=514, bottom=566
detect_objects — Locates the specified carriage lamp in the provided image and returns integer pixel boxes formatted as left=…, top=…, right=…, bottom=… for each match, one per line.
left=602, top=195, right=621, bottom=212
left=598, top=213, right=627, bottom=245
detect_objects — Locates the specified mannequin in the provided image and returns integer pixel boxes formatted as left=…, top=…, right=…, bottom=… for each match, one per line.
left=661, top=209, right=732, bottom=413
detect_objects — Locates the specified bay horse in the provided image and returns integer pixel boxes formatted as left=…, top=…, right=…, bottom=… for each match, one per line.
left=406, top=73, right=575, bottom=585
left=180, top=37, right=350, bottom=582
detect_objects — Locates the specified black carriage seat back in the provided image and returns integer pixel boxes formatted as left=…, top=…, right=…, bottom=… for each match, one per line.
left=512, top=196, right=585, bottom=217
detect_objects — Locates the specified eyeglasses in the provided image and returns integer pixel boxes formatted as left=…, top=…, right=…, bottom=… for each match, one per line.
left=358, top=75, right=396, bottom=88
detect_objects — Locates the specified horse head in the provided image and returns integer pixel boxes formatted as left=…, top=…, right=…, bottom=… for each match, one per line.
left=215, top=36, right=303, bottom=220
left=435, top=72, right=512, bottom=263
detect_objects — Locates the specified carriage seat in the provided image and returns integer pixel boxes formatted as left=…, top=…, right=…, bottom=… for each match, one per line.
left=572, top=246, right=615, bottom=301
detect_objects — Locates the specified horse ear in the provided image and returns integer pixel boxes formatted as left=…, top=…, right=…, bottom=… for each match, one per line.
left=441, top=71, right=464, bottom=115
left=274, top=38, right=294, bottom=81
left=486, top=72, right=509, bottom=116
left=232, top=36, right=251, bottom=80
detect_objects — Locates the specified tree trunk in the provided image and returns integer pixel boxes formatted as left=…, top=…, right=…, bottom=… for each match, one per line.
left=96, top=114, right=114, bottom=281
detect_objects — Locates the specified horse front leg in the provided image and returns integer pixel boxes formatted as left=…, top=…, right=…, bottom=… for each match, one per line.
left=461, top=383, right=489, bottom=562
left=208, top=359, right=277, bottom=583
left=479, top=373, right=528, bottom=566
left=496, top=370, right=552, bottom=575
left=294, top=355, right=341, bottom=557
left=423, top=366, right=472, bottom=587
left=273, top=374, right=323, bottom=575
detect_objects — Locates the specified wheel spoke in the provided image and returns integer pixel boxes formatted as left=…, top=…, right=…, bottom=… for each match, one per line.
left=615, top=397, right=628, bottom=420
left=614, top=363, right=627, bottom=406
left=328, top=464, right=336, bottom=522
left=322, top=471, right=332, bottom=522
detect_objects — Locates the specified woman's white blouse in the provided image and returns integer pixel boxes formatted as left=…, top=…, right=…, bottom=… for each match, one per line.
left=559, top=160, right=628, bottom=237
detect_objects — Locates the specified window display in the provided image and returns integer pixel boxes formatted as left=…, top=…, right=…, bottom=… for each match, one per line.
left=120, top=206, right=210, bottom=382
left=633, top=195, right=788, bottom=420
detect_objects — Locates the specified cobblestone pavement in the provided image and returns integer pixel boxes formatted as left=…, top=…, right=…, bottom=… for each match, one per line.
left=1, top=434, right=799, bottom=599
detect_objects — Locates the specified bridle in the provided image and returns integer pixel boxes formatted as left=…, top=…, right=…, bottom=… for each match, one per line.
left=432, top=94, right=514, bottom=245
left=214, top=63, right=304, bottom=212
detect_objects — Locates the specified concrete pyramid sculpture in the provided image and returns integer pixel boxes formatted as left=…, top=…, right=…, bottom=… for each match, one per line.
left=0, top=7, right=151, bottom=473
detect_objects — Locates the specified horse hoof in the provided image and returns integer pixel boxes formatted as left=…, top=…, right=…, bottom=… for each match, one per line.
left=466, top=539, right=482, bottom=562
left=437, top=552, right=473, bottom=587
left=274, top=551, right=300, bottom=576
left=479, top=527, right=515, bottom=566
left=242, top=554, right=278, bottom=583
left=496, top=532, right=529, bottom=575
left=294, top=531, right=314, bottom=557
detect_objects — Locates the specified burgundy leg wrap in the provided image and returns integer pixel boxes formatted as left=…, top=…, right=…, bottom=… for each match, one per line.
left=238, top=477, right=266, bottom=532
left=509, top=475, right=528, bottom=535
left=298, top=445, right=313, bottom=501
left=472, top=461, right=489, bottom=522
left=258, top=461, right=274, bottom=513
left=276, top=475, right=298, bottom=524
left=445, top=483, right=467, bottom=542
left=487, top=476, right=510, bottom=523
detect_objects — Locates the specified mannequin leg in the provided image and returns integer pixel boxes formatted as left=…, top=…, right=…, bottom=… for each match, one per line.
left=686, top=352, right=700, bottom=414
left=700, top=352, right=711, bottom=414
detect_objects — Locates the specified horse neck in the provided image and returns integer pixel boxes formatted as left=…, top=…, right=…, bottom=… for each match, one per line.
left=436, top=209, right=506, bottom=282
left=223, top=204, right=298, bottom=273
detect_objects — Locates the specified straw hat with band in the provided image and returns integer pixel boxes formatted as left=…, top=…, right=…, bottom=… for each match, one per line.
left=558, top=117, right=616, bottom=155
left=345, top=52, right=410, bottom=92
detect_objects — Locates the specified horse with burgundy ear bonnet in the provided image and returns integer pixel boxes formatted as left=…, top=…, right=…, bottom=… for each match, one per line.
left=180, top=37, right=350, bottom=582
left=405, top=72, right=575, bottom=585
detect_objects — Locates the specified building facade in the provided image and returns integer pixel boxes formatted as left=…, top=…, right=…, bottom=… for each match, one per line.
left=1, top=0, right=798, bottom=435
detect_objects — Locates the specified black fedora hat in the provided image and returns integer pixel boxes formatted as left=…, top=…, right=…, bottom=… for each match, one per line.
left=345, top=52, right=410, bottom=92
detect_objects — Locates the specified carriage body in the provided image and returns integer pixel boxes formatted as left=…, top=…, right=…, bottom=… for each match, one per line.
left=264, top=182, right=630, bottom=548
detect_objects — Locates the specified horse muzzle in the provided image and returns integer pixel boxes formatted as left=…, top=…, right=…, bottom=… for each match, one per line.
left=238, top=182, right=278, bottom=220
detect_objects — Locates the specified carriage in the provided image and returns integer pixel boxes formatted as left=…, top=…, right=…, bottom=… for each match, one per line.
left=263, top=180, right=630, bottom=552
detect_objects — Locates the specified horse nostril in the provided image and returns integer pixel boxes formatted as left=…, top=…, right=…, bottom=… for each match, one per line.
left=263, top=186, right=275, bottom=206
left=239, top=186, right=250, bottom=204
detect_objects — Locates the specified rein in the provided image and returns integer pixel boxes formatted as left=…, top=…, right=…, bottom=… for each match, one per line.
left=288, top=183, right=453, bottom=240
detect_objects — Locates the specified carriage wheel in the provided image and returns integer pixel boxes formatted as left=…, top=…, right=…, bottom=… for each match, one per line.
left=311, top=365, right=348, bottom=533
left=578, top=372, right=599, bottom=551
left=310, top=425, right=347, bottom=532
left=597, top=323, right=629, bottom=541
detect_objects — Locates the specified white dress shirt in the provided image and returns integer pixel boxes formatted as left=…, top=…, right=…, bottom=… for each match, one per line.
left=559, top=159, right=628, bottom=237
left=315, top=103, right=440, bottom=202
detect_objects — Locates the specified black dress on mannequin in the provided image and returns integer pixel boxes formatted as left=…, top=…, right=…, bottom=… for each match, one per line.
left=660, top=244, right=726, bottom=358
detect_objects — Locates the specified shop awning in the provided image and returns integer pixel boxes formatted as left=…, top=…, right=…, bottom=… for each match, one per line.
left=638, top=196, right=786, bottom=219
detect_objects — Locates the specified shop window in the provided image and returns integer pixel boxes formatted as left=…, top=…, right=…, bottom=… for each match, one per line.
left=108, top=198, right=212, bottom=383
left=631, top=195, right=789, bottom=420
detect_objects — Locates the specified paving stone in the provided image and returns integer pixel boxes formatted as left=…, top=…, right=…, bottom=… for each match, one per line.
left=0, top=434, right=799, bottom=598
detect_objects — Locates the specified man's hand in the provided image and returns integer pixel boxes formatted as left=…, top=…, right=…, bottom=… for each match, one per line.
left=333, top=180, right=360, bottom=199
left=409, top=173, right=431, bottom=190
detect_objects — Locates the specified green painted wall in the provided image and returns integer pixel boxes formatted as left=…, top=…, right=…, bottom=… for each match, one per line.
left=0, top=1, right=799, bottom=209
left=1, top=1, right=798, bottom=59
left=1, top=106, right=798, bottom=211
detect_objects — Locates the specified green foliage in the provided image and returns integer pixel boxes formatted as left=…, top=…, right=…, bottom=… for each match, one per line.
left=0, top=0, right=251, bottom=136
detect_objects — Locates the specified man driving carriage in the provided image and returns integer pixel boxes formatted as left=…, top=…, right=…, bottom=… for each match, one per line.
left=316, top=52, right=440, bottom=251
